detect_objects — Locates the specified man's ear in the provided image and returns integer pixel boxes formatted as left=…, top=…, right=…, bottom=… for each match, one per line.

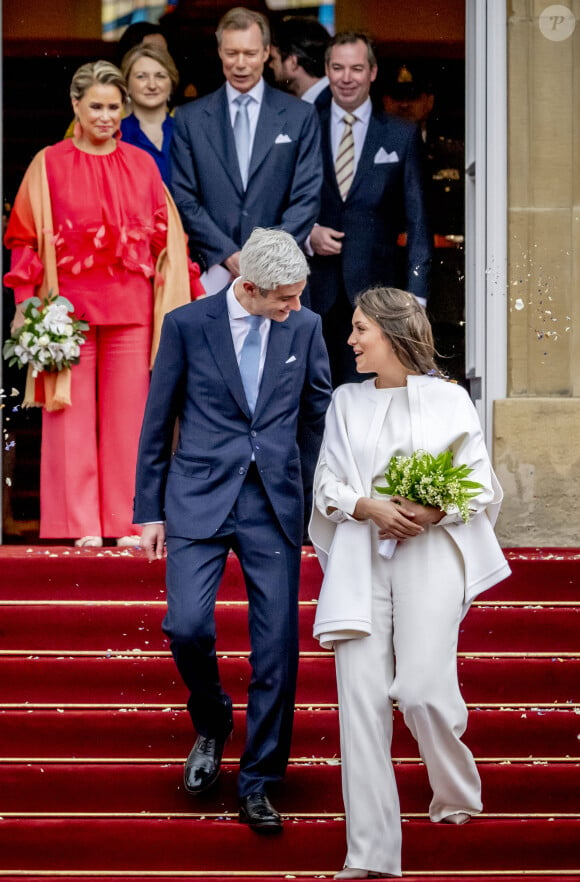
left=288, top=53, right=300, bottom=73
left=242, top=281, right=261, bottom=300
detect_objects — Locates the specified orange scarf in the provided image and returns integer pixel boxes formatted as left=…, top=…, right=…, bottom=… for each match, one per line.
left=12, top=149, right=192, bottom=409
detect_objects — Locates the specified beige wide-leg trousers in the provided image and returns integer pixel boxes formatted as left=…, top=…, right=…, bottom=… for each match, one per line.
left=334, top=527, right=482, bottom=876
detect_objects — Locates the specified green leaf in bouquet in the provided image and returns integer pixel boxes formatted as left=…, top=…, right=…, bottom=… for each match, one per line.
left=375, top=448, right=484, bottom=523
left=3, top=289, right=89, bottom=374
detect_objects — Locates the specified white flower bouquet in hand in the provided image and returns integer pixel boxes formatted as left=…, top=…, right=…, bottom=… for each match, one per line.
left=3, top=293, right=89, bottom=377
left=374, top=449, right=483, bottom=558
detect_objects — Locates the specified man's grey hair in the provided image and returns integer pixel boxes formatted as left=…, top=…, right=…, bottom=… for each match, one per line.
left=239, top=228, right=309, bottom=291
left=216, top=7, right=270, bottom=48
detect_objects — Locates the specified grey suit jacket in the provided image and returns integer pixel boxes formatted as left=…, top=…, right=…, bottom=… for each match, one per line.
left=170, top=82, right=323, bottom=269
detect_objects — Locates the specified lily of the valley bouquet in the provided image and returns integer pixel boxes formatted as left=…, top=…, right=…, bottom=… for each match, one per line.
left=3, top=293, right=89, bottom=377
left=375, top=449, right=483, bottom=559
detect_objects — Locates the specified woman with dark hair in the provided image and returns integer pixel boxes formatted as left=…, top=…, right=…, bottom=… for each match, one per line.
left=121, top=43, right=179, bottom=185
left=310, top=287, right=510, bottom=878
left=116, top=21, right=168, bottom=63
left=4, top=60, right=202, bottom=548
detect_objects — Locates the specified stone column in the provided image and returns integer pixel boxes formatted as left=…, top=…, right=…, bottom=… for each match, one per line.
left=495, top=0, right=580, bottom=545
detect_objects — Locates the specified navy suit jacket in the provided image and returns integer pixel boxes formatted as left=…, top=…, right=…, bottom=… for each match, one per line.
left=309, top=105, right=432, bottom=310
left=170, top=82, right=323, bottom=269
left=133, top=290, right=332, bottom=547
left=314, top=85, right=332, bottom=111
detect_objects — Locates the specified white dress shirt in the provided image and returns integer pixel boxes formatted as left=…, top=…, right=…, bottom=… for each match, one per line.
left=225, top=79, right=265, bottom=160
left=302, top=76, right=329, bottom=104
left=330, top=96, right=372, bottom=176
left=227, top=280, right=271, bottom=386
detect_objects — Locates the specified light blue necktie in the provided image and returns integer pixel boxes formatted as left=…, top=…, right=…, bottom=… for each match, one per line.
left=233, top=94, right=252, bottom=189
left=239, top=315, right=262, bottom=413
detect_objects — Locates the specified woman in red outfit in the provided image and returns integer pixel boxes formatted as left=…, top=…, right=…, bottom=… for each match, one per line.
left=4, top=61, right=202, bottom=547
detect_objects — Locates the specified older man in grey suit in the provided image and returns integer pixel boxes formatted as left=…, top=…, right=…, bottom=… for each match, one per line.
left=170, top=6, right=323, bottom=294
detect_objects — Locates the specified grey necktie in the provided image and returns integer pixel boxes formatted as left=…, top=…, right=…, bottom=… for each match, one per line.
left=233, top=94, right=252, bottom=189
left=239, top=315, right=262, bottom=413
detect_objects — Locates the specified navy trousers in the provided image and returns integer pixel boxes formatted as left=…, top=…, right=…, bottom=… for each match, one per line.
left=163, top=463, right=301, bottom=797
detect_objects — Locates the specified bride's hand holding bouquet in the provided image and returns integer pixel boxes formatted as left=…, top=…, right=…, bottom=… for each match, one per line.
left=373, top=449, right=483, bottom=559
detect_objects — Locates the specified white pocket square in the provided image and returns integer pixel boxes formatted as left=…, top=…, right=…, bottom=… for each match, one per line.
left=275, top=133, right=292, bottom=144
left=374, top=148, right=399, bottom=164
left=285, top=355, right=297, bottom=364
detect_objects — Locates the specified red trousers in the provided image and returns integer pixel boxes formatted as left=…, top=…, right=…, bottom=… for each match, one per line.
left=39, top=324, right=150, bottom=539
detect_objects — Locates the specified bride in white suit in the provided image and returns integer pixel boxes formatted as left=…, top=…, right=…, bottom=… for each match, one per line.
left=309, top=287, right=510, bottom=879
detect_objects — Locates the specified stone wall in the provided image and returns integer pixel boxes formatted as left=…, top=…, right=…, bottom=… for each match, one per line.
left=496, top=1, right=580, bottom=545
left=494, top=398, right=580, bottom=545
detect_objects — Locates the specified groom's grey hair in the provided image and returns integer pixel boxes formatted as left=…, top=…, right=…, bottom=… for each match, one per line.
left=239, top=227, right=309, bottom=292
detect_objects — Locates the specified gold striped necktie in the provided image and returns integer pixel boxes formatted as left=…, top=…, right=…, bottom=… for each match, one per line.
left=335, top=113, right=357, bottom=200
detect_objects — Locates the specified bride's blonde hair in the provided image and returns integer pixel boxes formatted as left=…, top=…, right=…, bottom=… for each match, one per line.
left=356, top=286, right=444, bottom=378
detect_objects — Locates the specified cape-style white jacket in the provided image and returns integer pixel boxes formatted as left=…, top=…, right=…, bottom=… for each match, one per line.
left=310, top=376, right=511, bottom=649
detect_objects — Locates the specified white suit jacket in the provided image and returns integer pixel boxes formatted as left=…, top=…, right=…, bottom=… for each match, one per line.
left=310, top=376, right=511, bottom=648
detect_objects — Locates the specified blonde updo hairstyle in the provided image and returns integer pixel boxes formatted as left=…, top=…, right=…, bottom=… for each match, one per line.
left=70, top=60, right=128, bottom=105
left=356, top=286, right=444, bottom=378
left=121, top=43, right=180, bottom=97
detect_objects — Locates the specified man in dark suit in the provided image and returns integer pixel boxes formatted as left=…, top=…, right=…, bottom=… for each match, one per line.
left=269, top=15, right=331, bottom=109
left=170, top=6, right=323, bottom=294
left=134, top=228, right=332, bottom=831
left=308, top=32, right=432, bottom=386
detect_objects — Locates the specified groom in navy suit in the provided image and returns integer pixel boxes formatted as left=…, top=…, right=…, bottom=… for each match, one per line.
left=134, top=228, right=332, bottom=831
left=170, top=6, right=322, bottom=294
left=308, top=32, right=432, bottom=386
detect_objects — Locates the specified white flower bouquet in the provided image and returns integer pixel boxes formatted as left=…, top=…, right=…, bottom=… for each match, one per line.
left=3, top=293, right=89, bottom=377
left=374, top=449, right=483, bottom=558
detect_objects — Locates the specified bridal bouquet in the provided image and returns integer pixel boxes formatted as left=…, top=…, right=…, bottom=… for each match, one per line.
left=374, top=449, right=483, bottom=558
left=3, top=293, right=89, bottom=377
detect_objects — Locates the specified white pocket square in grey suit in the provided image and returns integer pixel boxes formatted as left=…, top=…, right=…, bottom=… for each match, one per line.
left=285, top=355, right=297, bottom=364
left=275, top=133, right=292, bottom=144
left=374, top=147, right=399, bottom=164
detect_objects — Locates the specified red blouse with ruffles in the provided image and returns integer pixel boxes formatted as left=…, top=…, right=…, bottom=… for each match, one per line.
left=5, top=139, right=170, bottom=327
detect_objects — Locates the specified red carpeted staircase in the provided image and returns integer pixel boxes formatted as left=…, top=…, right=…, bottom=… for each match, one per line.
left=0, top=545, right=579, bottom=881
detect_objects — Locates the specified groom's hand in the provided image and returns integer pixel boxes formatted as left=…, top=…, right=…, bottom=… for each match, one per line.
left=140, top=523, right=166, bottom=561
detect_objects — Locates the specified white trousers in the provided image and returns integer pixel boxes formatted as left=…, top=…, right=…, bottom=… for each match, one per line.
left=334, top=527, right=482, bottom=876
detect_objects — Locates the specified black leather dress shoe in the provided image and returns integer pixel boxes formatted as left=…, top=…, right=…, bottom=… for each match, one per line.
left=239, top=792, right=283, bottom=833
left=183, top=728, right=231, bottom=795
